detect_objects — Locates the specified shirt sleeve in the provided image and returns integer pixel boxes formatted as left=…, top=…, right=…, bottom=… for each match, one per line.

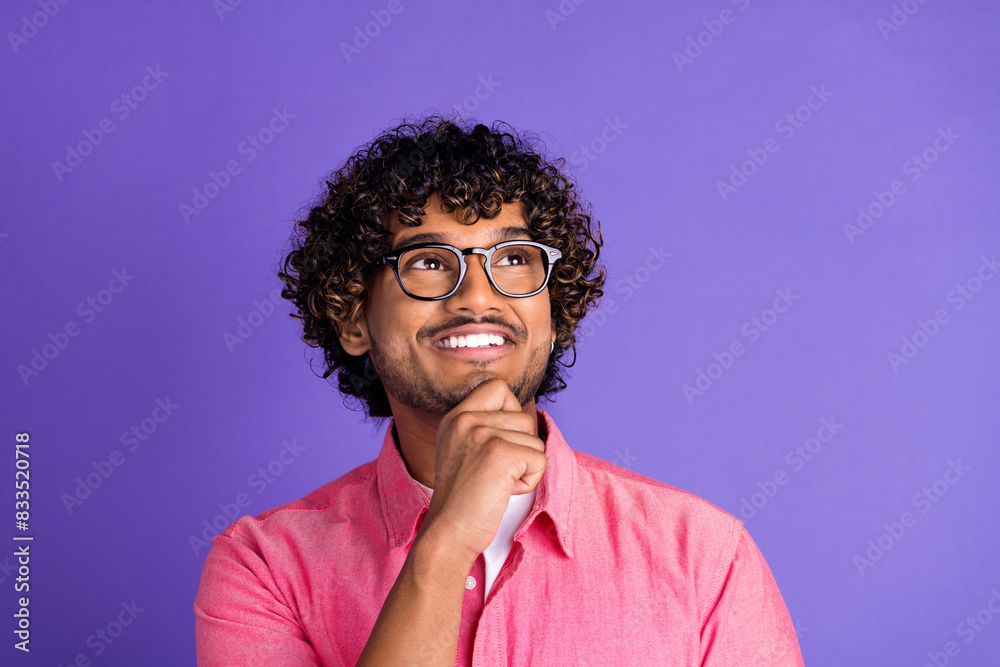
left=698, top=523, right=805, bottom=667
left=193, top=528, right=323, bottom=667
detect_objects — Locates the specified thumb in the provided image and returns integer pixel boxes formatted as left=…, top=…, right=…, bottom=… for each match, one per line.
left=471, top=377, right=523, bottom=413
left=496, top=381, right=524, bottom=413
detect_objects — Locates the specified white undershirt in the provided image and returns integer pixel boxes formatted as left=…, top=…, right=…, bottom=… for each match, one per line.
left=415, top=480, right=536, bottom=603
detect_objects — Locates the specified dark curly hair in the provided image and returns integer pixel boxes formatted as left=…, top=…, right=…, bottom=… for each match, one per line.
left=276, top=113, right=605, bottom=420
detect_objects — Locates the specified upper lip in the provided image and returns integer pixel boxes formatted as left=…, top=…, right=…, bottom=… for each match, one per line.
left=433, top=325, right=513, bottom=345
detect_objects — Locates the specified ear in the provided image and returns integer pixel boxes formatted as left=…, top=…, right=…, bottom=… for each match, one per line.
left=338, top=311, right=371, bottom=356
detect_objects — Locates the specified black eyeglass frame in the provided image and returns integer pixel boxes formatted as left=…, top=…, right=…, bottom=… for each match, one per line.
left=380, top=240, right=563, bottom=301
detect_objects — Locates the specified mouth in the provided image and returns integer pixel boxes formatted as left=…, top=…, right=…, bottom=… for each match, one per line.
left=431, top=328, right=513, bottom=357
left=435, top=333, right=508, bottom=349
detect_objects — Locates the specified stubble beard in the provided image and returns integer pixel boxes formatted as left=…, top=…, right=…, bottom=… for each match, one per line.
left=369, top=334, right=550, bottom=415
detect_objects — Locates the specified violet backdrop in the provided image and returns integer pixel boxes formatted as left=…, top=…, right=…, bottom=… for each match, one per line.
left=1, top=0, right=998, bottom=665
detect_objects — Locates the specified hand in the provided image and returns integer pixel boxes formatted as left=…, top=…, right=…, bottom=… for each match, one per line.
left=415, top=378, right=548, bottom=563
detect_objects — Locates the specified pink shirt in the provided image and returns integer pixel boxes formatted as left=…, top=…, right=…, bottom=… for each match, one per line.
left=413, top=478, right=537, bottom=607
left=194, top=409, right=805, bottom=666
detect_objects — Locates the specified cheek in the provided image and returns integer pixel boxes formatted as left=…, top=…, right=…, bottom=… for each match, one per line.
left=521, top=296, right=554, bottom=339
left=366, top=280, right=431, bottom=347
left=363, top=279, right=398, bottom=345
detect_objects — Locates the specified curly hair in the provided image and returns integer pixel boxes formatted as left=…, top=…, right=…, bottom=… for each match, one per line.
left=276, top=113, right=605, bottom=420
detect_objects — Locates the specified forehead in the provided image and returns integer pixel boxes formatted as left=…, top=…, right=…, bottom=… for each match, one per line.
left=383, top=194, right=529, bottom=248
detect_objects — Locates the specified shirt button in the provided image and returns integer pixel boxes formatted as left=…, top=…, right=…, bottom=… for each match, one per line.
left=465, top=576, right=476, bottom=590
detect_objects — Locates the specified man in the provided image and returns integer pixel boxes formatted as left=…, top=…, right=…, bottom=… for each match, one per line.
left=194, top=116, right=805, bottom=666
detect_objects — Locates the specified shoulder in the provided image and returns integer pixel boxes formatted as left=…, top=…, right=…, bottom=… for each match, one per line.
left=572, top=449, right=743, bottom=556
left=540, top=408, right=740, bottom=547
left=218, top=458, right=379, bottom=548
left=569, top=450, right=761, bottom=621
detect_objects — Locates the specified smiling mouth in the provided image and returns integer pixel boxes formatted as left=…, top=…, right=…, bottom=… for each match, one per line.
left=434, top=333, right=508, bottom=349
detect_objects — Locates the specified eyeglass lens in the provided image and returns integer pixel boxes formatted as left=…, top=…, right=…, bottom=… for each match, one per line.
left=397, top=245, right=547, bottom=298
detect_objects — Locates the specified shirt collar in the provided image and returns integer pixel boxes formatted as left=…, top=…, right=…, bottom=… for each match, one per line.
left=376, top=407, right=576, bottom=559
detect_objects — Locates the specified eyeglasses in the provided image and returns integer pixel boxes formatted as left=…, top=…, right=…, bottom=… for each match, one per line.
left=380, top=241, right=563, bottom=301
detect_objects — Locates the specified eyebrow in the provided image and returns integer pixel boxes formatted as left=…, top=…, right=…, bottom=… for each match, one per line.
left=391, top=225, right=533, bottom=251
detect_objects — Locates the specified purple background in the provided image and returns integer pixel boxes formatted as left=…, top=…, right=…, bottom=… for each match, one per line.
left=2, top=0, right=998, bottom=665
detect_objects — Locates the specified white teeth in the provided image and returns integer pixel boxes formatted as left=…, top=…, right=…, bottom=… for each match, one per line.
left=438, top=333, right=507, bottom=348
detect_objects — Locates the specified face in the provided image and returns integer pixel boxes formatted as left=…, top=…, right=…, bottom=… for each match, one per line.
left=342, top=193, right=555, bottom=416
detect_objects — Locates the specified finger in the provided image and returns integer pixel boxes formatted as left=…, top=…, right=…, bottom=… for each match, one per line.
left=506, top=444, right=548, bottom=494
left=474, top=426, right=547, bottom=455
left=450, top=410, right=538, bottom=438
left=496, top=382, right=523, bottom=413
left=460, top=377, right=523, bottom=413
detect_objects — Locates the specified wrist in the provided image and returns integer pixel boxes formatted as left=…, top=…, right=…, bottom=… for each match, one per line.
left=412, top=521, right=478, bottom=577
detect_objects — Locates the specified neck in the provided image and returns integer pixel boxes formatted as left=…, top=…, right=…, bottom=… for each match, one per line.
left=387, top=397, right=544, bottom=489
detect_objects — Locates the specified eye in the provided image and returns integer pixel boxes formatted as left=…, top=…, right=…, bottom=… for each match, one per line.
left=498, top=252, right=527, bottom=266
left=494, top=246, right=536, bottom=267
left=411, top=257, right=443, bottom=270
left=403, top=250, right=455, bottom=271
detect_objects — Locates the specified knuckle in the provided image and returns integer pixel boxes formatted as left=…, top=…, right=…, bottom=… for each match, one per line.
left=452, top=411, right=477, bottom=431
left=513, top=412, right=535, bottom=430
left=529, top=447, right=547, bottom=468
left=483, top=436, right=508, bottom=459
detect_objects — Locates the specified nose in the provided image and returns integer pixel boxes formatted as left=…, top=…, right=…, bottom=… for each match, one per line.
left=445, top=254, right=505, bottom=315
